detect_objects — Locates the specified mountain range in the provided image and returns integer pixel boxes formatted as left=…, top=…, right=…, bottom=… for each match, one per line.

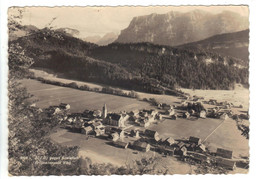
left=82, top=32, right=118, bottom=46
left=116, top=10, right=249, bottom=46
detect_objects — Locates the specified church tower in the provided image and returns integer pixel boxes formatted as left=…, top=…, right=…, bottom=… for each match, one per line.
left=102, top=103, right=107, bottom=119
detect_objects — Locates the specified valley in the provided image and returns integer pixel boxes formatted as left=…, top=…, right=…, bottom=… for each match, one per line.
left=7, top=6, right=250, bottom=175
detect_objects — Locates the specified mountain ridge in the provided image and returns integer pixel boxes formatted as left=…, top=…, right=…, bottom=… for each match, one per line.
left=115, top=10, right=249, bottom=46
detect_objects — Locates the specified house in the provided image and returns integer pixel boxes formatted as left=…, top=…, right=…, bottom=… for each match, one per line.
left=82, top=110, right=95, bottom=118
left=93, top=129, right=104, bottom=136
left=209, top=99, right=217, bottom=105
left=189, top=109, right=196, bottom=115
left=219, top=113, right=229, bottom=120
left=197, top=144, right=206, bottom=152
left=186, top=143, right=197, bottom=151
left=141, top=115, right=155, bottom=124
left=162, top=103, right=173, bottom=110
left=139, top=111, right=148, bottom=117
left=164, top=137, right=175, bottom=146
left=130, top=129, right=140, bottom=138
left=148, top=109, right=158, bottom=117
left=113, top=141, right=129, bottom=149
left=155, top=113, right=163, bottom=121
left=199, top=110, right=207, bottom=118
left=81, top=126, right=93, bottom=135
left=46, top=106, right=62, bottom=116
left=176, top=141, right=185, bottom=149
left=144, top=129, right=160, bottom=141
left=103, top=113, right=128, bottom=127
left=105, top=127, right=125, bottom=139
left=132, top=141, right=151, bottom=152
left=139, top=118, right=150, bottom=128
left=174, top=146, right=187, bottom=156
left=111, top=132, right=120, bottom=142
left=143, top=109, right=158, bottom=117
left=181, top=101, right=188, bottom=108
left=189, top=152, right=209, bottom=163
left=90, top=121, right=103, bottom=130
left=59, top=103, right=70, bottom=110
left=129, top=110, right=139, bottom=117
left=171, top=114, right=178, bottom=120
left=232, top=114, right=239, bottom=120
left=239, top=114, right=249, bottom=120
left=216, top=148, right=233, bottom=159
left=183, top=112, right=190, bottom=118
left=166, top=109, right=175, bottom=115
left=189, top=136, right=201, bottom=145
left=156, top=146, right=174, bottom=156
left=216, top=157, right=236, bottom=170
left=93, top=110, right=102, bottom=118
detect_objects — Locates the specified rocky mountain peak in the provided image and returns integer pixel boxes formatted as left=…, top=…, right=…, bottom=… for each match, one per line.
left=115, top=10, right=249, bottom=46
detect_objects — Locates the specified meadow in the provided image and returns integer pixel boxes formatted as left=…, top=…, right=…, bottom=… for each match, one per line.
left=21, top=79, right=153, bottom=113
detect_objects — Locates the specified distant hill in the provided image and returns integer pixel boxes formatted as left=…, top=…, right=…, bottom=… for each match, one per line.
left=82, top=32, right=118, bottom=46
left=178, top=29, right=249, bottom=65
left=82, top=35, right=101, bottom=44
left=55, top=27, right=80, bottom=37
left=116, top=10, right=249, bottom=46
left=12, top=28, right=97, bottom=57
left=96, top=32, right=118, bottom=46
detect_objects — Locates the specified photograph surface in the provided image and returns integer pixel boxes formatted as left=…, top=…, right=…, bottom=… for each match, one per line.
left=8, top=6, right=249, bottom=175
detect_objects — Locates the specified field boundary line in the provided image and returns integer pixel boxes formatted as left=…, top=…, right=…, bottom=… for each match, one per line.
left=202, top=119, right=226, bottom=143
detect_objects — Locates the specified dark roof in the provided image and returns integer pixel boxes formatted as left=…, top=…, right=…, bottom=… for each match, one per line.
left=113, top=141, right=129, bottom=147
left=216, top=148, right=233, bottom=159
left=107, top=113, right=122, bottom=121
left=216, top=157, right=236, bottom=168
left=190, top=152, right=208, bottom=161
left=133, top=141, right=149, bottom=148
left=144, top=129, right=158, bottom=137
left=130, top=110, right=139, bottom=115
left=105, top=126, right=123, bottom=133
left=189, top=136, right=201, bottom=143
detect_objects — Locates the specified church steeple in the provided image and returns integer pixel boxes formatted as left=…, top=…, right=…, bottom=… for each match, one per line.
left=102, top=103, right=107, bottom=119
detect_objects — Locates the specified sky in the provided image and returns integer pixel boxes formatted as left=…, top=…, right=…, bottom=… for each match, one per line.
left=8, top=6, right=249, bottom=38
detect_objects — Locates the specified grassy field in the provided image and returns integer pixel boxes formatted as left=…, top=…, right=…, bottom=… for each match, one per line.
left=21, top=79, right=153, bottom=113
left=30, top=68, right=185, bottom=105
left=181, top=84, right=249, bottom=110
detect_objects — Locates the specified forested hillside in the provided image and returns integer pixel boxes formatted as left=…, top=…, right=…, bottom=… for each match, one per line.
left=90, top=42, right=248, bottom=89
left=178, top=29, right=249, bottom=65
left=11, top=28, right=249, bottom=91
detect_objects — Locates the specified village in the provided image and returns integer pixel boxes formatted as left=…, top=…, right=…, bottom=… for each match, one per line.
left=45, top=94, right=249, bottom=172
